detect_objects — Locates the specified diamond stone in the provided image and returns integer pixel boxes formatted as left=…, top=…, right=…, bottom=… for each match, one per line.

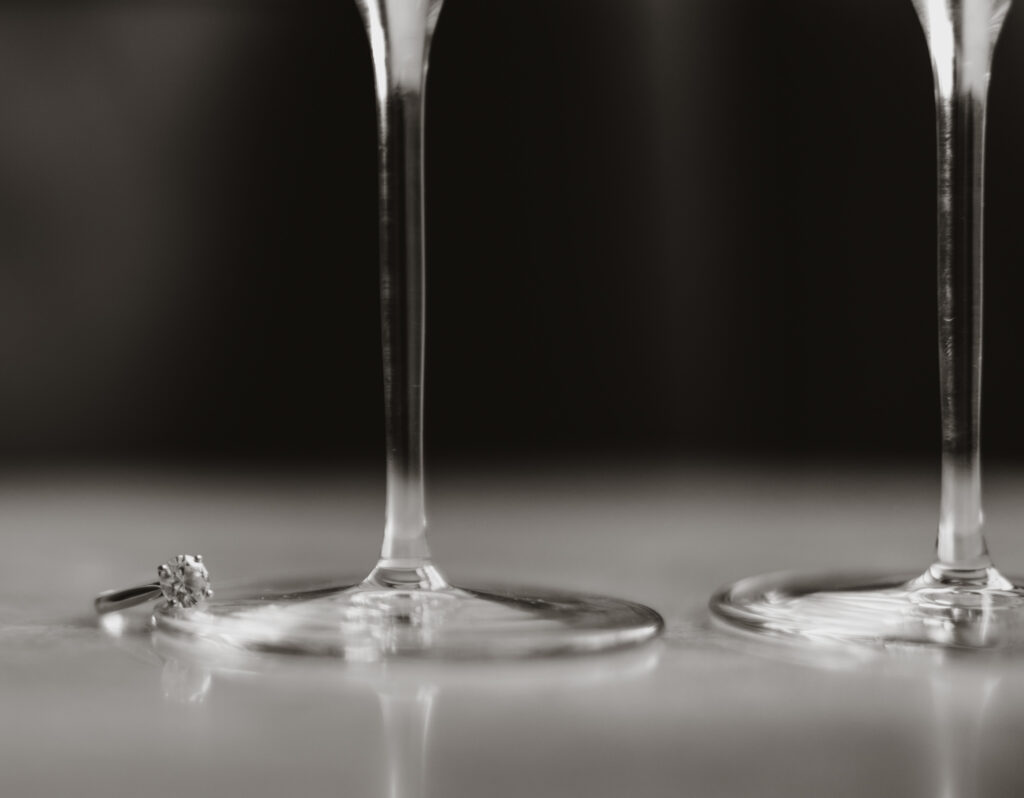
left=157, top=554, right=213, bottom=608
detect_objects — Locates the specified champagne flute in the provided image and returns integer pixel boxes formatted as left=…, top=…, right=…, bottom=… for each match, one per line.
left=154, top=0, right=663, bottom=658
left=712, top=0, right=1022, bottom=648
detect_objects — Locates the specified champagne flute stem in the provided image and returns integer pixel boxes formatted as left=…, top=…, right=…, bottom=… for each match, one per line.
left=358, top=0, right=445, bottom=570
left=379, top=82, right=429, bottom=564
left=913, top=0, right=1011, bottom=578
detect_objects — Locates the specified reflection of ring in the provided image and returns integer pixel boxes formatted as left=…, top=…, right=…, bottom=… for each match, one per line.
left=94, top=554, right=213, bottom=614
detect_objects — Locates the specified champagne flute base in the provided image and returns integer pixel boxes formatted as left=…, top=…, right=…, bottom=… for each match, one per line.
left=711, top=568, right=1024, bottom=649
left=155, top=577, right=664, bottom=660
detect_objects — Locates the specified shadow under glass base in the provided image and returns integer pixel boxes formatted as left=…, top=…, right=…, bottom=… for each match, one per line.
left=154, top=567, right=663, bottom=660
left=710, top=566, right=1024, bottom=649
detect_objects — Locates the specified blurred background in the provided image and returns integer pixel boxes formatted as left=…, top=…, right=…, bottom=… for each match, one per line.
left=1, top=0, right=1023, bottom=469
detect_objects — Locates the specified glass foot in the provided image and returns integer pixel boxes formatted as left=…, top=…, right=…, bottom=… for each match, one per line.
left=710, top=567, right=1024, bottom=649
left=154, top=573, right=663, bottom=660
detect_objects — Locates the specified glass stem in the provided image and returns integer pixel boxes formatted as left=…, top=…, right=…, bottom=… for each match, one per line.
left=913, top=0, right=1011, bottom=578
left=358, top=0, right=445, bottom=572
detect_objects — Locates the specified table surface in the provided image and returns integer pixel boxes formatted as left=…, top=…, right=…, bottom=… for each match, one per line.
left=4, top=462, right=1024, bottom=798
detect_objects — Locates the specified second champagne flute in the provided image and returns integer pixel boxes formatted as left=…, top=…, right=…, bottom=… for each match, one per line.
left=712, top=0, right=1022, bottom=649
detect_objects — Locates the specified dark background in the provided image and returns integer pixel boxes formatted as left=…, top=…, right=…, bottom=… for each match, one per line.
left=0, top=0, right=1023, bottom=467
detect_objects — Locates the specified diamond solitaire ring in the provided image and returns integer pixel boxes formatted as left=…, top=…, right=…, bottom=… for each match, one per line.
left=94, top=554, right=213, bottom=614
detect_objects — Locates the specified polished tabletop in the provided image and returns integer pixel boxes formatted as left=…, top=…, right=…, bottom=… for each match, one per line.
left=3, top=462, right=1024, bottom=797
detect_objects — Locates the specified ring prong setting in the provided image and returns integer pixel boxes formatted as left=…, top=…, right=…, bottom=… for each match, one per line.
left=157, top=554, right=212, bottom=609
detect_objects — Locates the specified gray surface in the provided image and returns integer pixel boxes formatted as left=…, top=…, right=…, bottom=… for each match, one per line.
left=3, top=463, right=1024, bottom=797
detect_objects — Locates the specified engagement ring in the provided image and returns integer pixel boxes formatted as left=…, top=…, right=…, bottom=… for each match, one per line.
left=95, top=554, right=213, bottom=614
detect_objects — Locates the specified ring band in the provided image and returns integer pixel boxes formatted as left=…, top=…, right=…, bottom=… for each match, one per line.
left=94, top=554, right=213, bottom=615
left=94, top=584, right=163, bottom=614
